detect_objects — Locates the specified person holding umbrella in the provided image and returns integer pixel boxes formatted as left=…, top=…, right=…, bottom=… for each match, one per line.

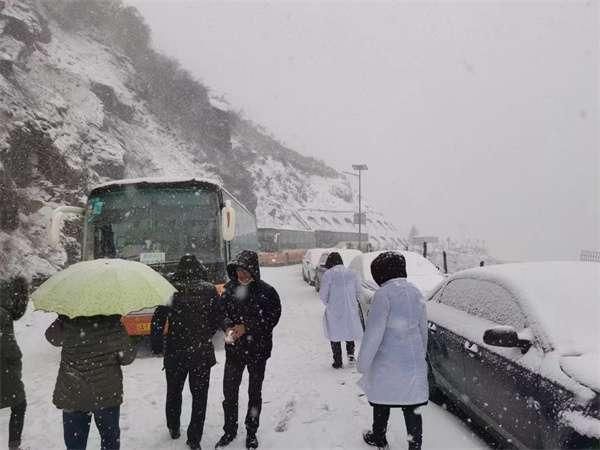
left=150, top=255, right=223, bottom=450
left=319, top=252, right=363, bottom=369
left=357, top=252, right=428, bottom=450
left=0, top=276, right=29, bottom=450
left=32, top=258, right=176, bottom=450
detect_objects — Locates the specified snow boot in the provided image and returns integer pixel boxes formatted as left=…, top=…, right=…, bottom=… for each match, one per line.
left=186, top=439, right=201, bottom=450
left=170, top=428, right=181, bottom=439
left=348, top=354, right=356, bottom=365
left=215, top=433, right=236, bottom=448
left=332, top=361, right=343, bottom=369
left=246, top=433, right=259, bottom=449
left=363, top=431, right=389, bottom=449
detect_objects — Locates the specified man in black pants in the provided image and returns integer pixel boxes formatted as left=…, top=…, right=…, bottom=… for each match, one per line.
left=216, top=250, right=281, bottom=449
left=370, top=404, right=423, bottom=450
left=151, top=255, right=223, bottom=450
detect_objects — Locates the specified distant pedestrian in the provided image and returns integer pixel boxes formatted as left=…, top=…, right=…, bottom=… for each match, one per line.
left=358, top=251, right=428, bottom=450
left=216, top=250, right=281, bottom=450
left=319, top=252, right=363, bottom=368
left=46, top=313, right=137, bottom=450
left=150, top=255, right=223, bottom=450
left=0, top=277, right=29, bottom=450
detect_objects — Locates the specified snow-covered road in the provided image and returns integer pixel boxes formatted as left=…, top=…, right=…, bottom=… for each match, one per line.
left=3, top=265, right=488, bottom=449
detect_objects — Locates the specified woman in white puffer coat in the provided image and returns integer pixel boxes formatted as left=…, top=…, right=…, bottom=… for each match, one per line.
left=319, top=252, right=364, bottom=368
left=358, top=251, right=428, bottom=450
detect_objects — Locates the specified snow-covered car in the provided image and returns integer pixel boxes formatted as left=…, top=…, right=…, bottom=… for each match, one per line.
left=314, top=249, right=362, bottom=292
left=426, top=262, right=600, bottom=449
left=302, top=248, right=332, bottom=285
left=349, top=250, right=444, bottom=315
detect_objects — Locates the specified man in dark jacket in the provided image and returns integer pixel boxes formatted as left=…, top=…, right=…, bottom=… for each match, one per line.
left=215, top=250, right=281, bottom=449
left=0, top=277, right=28, bottom=450
left=151, top=255, right=223, bottom=450
left=46, top=314, right=137, bottom=450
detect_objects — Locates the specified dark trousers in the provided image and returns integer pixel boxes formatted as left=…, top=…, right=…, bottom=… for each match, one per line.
left=222, top=356, right=267, bottom=436
left=330, top=341, right=355, bottom=364
left=8, top=401, right=26, bottom=447
left=63, top=406, right=120, bottom=450
left=165, top=365, right=211, bottom=445
left=373, top=404, right=423, bottom=450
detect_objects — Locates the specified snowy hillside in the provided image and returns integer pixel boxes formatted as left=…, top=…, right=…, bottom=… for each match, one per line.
left=0, top=0, right=356, bottom=279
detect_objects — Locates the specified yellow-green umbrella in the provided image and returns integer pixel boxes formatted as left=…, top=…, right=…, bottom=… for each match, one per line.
left=32, top=259, right=176, bottom=318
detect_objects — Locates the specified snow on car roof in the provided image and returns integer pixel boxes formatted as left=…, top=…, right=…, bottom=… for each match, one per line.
left=357, top=250, right=441, bottom=280
left=338, top=249, right=361, bottom=266
left=351, top=250, right=443, bottom=295
left=455, top=262, right=600, bottom=354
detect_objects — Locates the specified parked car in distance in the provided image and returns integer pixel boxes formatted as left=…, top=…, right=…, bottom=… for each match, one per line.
left=302, top=248, right=333, bottom=285
left=314, top=249, right=362, bottom=292
left=426, top=262, right=600, bottom=449
left=349, top=250, right=444, bottom=315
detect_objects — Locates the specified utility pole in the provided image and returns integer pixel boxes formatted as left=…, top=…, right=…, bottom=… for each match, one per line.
left=352, top=164, right=368, bottom=251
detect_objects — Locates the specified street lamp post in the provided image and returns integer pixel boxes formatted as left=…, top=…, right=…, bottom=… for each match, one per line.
left=352, top=164, right=368, bottom=251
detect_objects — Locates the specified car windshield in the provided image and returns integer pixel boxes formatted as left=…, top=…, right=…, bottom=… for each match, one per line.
left=83, top=185, right=223, bottom=264
left=309, top=250, right=327, bottom=265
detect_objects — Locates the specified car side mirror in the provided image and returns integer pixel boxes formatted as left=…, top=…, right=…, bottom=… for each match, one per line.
left=221, top=200, right=236, bottom=242
left=483, top=326, right=532, bottom=354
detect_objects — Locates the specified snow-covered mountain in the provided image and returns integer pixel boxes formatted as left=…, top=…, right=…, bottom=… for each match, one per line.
left=0, top=0, right=367, bottom=279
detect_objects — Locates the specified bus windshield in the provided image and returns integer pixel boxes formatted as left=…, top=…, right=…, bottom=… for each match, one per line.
left=83, top=185, right=223, bottom=264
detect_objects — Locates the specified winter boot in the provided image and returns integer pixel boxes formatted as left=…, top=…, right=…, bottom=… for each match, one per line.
left=363, top=431, right=389, bottom=449
left=186, top=439, right=201, bottom=450
left=246, top=432, right=259, bottom=449
left=215, top=433, right=236, bottom=448
left=348, top=354, right=356, bottom=365
left=170, top=428, right=181, bottom=439
left=186, top=439, right=202, bottom=450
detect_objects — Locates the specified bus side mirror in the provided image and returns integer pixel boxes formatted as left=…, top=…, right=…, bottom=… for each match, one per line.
left=222, top=201, right=236, bottom=242
left=49, top=206, right=85, bottom=248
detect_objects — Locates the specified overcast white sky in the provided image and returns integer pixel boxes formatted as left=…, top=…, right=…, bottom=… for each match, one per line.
left=131, top=0, right=599, bottom=261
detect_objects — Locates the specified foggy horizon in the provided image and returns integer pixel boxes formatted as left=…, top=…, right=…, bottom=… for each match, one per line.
left=130, top=0, right=599, bottom=262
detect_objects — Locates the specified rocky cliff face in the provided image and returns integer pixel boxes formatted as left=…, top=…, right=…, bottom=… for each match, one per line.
left=0, top=0, right=355, bottom=279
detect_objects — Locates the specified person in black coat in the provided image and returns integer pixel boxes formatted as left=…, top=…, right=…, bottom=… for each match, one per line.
left=0, top=277, right=28, bottom=450
left=215, top=250, right=281, bottom=450
left=151, top=255, right=223, bottom=450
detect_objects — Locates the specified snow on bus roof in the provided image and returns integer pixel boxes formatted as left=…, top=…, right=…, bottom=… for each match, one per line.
left=89, top=177, right=255, bottom=215
left=91, top=176, right=222, bottom=191
left=454, top=261, right=600, bottom=354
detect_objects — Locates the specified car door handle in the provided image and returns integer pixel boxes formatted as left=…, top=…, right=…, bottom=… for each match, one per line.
left=464, top=341, right=479, bottom=354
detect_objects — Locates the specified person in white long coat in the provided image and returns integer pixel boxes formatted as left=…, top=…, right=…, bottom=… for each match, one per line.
left=319, top=252, right=364, bottom=368
left=357, top=251, right=428, bottom=450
